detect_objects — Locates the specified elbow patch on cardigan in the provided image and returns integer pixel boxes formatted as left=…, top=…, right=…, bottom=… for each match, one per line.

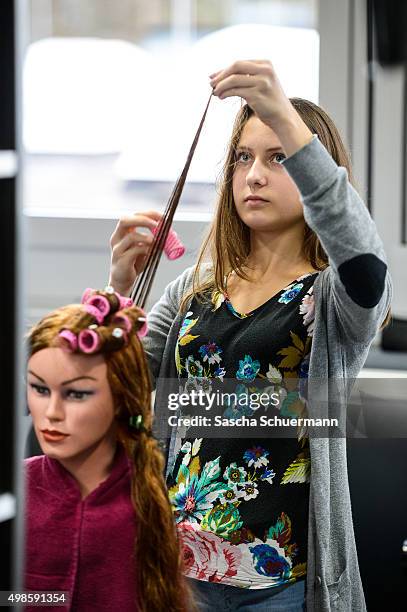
left=338, top=254, right=387, bottom=308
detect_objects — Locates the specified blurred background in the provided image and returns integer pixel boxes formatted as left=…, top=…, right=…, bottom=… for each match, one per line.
left=1, top=1, right=407, bottom=609
left=24, top=0, right=319, bottom=318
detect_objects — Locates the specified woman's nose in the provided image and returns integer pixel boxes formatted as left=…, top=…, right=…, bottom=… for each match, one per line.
left=246, top=158, right=268, bottom=188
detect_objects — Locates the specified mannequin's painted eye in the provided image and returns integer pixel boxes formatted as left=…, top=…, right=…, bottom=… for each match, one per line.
left=30, top=383, right=49, bottom=396
left=66, top=389, right=94, bottom=400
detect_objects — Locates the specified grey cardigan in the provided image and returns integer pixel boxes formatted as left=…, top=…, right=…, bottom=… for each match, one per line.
left=143, top=136, right=393, bottom=611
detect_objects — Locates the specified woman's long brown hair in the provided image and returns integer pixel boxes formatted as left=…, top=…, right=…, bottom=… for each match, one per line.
left=27, top=295, right=192, bottom=612
left=180, top=98, right=391, bottom=329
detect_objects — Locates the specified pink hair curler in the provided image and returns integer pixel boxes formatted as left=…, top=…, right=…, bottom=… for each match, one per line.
left=86, top=294, right=111, bottom=318
left=112, top=313, right=132, bottom=334
left=58, top=330, right=78, bottom=352
left=136, top=316, right=148, bottom=339
left=116, top=294, right=134, bottom=310
left=81, top=288, right=95, bottom=304
left=83, top=303, right=105, bottom=325
left=152, top=226, right=185, bottom=260
left=78, top=329, right=100, bottom=353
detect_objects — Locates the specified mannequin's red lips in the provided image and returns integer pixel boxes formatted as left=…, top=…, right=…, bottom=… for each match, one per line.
left=41, top=429, right=69, bottom=441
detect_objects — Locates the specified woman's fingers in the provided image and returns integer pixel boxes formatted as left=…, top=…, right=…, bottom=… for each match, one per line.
left=209, top=60, right=269, bottom=79
left=215, top=87, right=255, bottom=101
left=112, top=230, right=153, bottom=260
left=210, top=60, right=272, bottom=88
left=115, top=244, right=150, bottom=273
left=212, top=74, right=258, bottom=98
left=134, top=209, right=163, bottom=222
left=108, top=210, right=164, bottom=294
left=110, top=211, right=162, bottom=247
left=110, top=235, right=152, bottom=294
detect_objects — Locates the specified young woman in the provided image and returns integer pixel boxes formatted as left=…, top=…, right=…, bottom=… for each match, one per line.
left=25, top=288, right=191, bottom=612
left=108, top=60, right=392, bottom=611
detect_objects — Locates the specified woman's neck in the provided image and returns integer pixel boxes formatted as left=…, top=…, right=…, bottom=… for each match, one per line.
left=245, top=227, right=312, bottom=281
left=58, top=435, right=117, bottom=499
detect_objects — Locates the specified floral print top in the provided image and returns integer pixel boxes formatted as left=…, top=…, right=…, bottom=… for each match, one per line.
left=167, top=271, right=319, bottom=589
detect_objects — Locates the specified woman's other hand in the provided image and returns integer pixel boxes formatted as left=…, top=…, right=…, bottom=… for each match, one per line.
left=210, top=60, right=313, bottom=157
left=108, top=210, right=162, bottom=296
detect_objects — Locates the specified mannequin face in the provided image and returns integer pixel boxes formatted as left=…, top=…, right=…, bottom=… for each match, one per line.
left=232, top=115, right=305, bottom=234
left=27, top=347, right=116, bottom=463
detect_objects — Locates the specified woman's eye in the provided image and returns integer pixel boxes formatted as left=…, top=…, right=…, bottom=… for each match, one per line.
left=236, top=151, right=251, bottom=163
left=30, top=383, right=49, bottom=396
left=272, top=153, right=286, bottom=164
left=66, top=390, right=93, bottom=400
left=235, top=151, right=285, bottom=164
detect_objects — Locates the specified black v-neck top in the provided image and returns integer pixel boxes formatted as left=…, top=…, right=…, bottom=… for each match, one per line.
left=167, top=271, right=320, bottom=589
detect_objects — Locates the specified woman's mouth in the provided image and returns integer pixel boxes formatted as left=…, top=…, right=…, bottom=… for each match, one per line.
left=41, top=429, right=70, bottom=442
left=244, top=196, right=268, bottom=207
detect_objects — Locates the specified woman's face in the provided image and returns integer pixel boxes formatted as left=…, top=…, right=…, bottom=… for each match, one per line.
left=27, top=347, right=116, bottom=463
left=232, top=115, right=305, bottom=233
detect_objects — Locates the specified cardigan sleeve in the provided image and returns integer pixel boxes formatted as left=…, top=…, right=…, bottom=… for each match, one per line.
left=282, top=136, right=393, bottom=344
left=142, top=265, right=195, bottom=387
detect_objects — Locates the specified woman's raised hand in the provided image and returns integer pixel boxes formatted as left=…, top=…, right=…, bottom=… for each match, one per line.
left=210, top=59, right=313, bottom=157
left=210, top=60, right=294, bottom=128
left=108, top=210, right=163, bottom=296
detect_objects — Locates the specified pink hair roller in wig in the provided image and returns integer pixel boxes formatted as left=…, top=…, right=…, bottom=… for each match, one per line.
left=86, top=294, right=111, bottom=318
left=58, top=330, right=78, bottom=352
left=78, top=329, right=100, bottom=353
left=83, top=304, right=105, bottom=325
left=81, top=288, right=94, bottom=304
left=152, top=226, right=185, bottom=260
left=112, top=313, right=132, bottom=334
left=116, top=295, right=134, bottom=310
left=136, top=316, right=148, bottom=339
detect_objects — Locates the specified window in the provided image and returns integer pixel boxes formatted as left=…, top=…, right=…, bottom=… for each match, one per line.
left=25, top=0, right=318, bottom=217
